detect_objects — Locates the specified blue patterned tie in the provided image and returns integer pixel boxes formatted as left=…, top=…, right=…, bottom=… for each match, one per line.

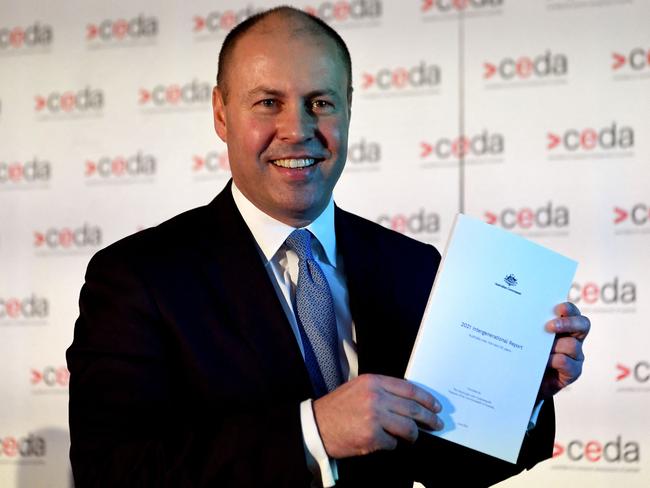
left=285, top=229, right=343, bottom=398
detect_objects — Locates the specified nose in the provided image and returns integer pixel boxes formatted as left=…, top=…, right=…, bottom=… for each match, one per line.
left=277, top=103, right=315, bottom=143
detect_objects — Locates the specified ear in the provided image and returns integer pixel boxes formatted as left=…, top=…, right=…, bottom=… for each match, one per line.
left=212, top=86, right=227, bottom=142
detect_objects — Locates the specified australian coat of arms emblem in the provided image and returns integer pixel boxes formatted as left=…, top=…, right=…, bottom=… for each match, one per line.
left=504, top=274, right=518, bottom=287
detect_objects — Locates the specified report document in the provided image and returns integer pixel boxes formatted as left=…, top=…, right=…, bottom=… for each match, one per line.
left=405, top=213, right=577, bottom=463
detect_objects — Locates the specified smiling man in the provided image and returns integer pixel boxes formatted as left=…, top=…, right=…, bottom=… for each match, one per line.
left=212, top=13, right=350, bottom=228
left=67, top=6, right=590, bottom=488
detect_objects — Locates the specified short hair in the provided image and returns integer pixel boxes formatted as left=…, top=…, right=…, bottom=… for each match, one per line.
left=216, top=6, right=352, bottom=103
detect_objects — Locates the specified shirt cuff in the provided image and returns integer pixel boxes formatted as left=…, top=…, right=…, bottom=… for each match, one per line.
left=300, top=399, right=338, bottom=487
left=527, top=399, right=544, bottom=431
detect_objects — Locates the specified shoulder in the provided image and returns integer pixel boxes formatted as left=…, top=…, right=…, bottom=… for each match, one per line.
left=87, top=203, right=214, bottom=273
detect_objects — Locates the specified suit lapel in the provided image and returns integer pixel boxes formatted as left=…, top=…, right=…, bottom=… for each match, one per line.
left=198, top=183, right=313, bottom=399
left=335, top=207, right=392, bottom=376
left=336, top=206, right=433, bottom=379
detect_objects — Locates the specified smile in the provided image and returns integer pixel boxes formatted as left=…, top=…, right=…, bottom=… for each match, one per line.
left=270, top=158, right=320, bottom=169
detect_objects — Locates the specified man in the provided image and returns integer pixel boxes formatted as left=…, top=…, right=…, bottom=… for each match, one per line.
left=67, top=6, right=590, bottom=487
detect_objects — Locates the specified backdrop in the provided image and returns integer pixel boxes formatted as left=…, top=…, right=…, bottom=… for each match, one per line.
left=1, top=1, right=648, bottom=486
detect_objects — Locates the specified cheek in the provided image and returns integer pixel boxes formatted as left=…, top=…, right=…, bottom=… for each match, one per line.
left=321, top=120, right=346, bottom=150
left=231, top=115, right=274, bottom=157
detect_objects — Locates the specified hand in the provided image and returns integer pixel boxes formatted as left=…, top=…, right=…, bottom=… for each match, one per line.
left=312, top=374, right=443, bottom=459
left=539, top=302, right=591, bottom=399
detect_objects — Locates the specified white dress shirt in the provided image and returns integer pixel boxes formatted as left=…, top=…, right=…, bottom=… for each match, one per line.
left=231, top=183, right=350, bottom=487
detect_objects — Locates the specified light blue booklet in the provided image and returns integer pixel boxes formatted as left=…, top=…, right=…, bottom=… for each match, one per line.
left=405, top=213, right=577, bottom=463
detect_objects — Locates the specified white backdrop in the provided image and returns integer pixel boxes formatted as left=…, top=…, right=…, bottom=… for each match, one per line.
left=1, top=1, right=648, bottom=486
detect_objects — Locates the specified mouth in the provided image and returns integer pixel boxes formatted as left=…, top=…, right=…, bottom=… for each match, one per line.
left=270, top=158, right=322, bottom=170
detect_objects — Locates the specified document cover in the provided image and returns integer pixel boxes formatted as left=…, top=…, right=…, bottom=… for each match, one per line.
left=405, top=213, right=577, bottom=463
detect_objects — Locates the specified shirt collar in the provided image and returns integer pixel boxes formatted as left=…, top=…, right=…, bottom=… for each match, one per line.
left=231, top=181, right=337, bottom=267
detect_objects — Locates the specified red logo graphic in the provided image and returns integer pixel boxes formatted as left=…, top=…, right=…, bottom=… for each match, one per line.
left=614, top=207, right=628, bottom=224
left=568, top=278, right=636, bottom=306
left=192, top=152, right=230, bottom=173
left=616, top=361, right=649, bottom=383
left=85, top=152, right=156, bottom=178
left=86, top=23, right=98, bottom=40
left=484, top=202, right=569, bottom=230
left=138, top=89, right=150, bottom=104
left=484, top=212, right=497, bottom=224
left=0, top=295, right=48, bottom=320
left=86, top=15, right=158, bottom=42
left=616, top=363, right=631, bottom=381
left=613, top=204, right=649, bottom=226
left=193, top=6, right=260, bottom=33
left=305, top=0, right=383, bottom=22
left=553, top=437, right=640, bottom=463
left=546, top=133, right=561, bottom=150
left=33, top=224, right=102, bottom=249
left=421, top=131, right=504, bottom=160
left=0, top=434, right=46, bottom=459
left=484, top=50, right=568, bottom=81
left=34, top=86, right=104, bottom=114
left=612, top=48, right=650, bottom=71
left=612, top=52, right=626, bottom=70
left=422, top=0, right=503, bottom=13
left=377, top=210, right=440, bottom=235
left=193, top=16, right=206, bottom=32
left=0, top=158, right=51, bottom=184
left=546, top=122, right=634, bottom=152
left=0, top=23, right=52, bottom=50
left=483, top=62, right=497, bottom=78
left=139, top=80, right=211, bottom=107
left=362, top=61, right=440, bottom=91
left=34, top=95, right=45, bottom=111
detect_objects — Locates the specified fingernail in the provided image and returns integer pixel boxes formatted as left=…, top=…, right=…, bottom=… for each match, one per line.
left=435, top=418, right=444, bottom=430
left=433, top=401, right=442, bottom=413
left=550, top=318, right=560, bottom=332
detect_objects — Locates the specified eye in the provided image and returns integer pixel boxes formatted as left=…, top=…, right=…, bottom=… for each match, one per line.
left=258, top=99, right=277, bottom=108
left=311, top=99, right=334, bottom=113
left=252, top=98, right=281, bottom=113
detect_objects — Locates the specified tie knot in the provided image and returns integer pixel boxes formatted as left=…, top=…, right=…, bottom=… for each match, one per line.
left=285, top=229, right=314, bottom=261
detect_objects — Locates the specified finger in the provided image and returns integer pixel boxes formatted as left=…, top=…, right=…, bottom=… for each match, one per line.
left=384, top=396, right=442, bottom=431
left=554, top=301, right=581, bottom=317
left=548, top=352, right=582, bottom=379
left=380, top=411, right=422, bottom=444
left=545, top=314, right=591, bottom=340
left=372, top=426, right=399, bottom=451
left=551, top=336, right=585, bottom=361
left=377, top=376, right=441, bottom=413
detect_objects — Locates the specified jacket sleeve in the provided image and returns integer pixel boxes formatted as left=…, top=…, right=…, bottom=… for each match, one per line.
left=66, top=247, right=312, bottom=488
left=418, top=398, right=555, bottom=487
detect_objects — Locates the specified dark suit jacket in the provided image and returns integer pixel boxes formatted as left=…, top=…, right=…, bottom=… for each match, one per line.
left=67, top=183, right=554, bottom=487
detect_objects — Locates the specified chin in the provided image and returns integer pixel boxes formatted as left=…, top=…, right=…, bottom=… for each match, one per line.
left=278, top=199, right=324, bottom=221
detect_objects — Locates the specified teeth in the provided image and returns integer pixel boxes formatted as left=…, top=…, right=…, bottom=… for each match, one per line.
left=272, top=158, right=317, bottom=169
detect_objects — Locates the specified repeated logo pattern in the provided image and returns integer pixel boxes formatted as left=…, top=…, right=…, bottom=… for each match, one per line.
left=1, top=2, right=648, bottom=486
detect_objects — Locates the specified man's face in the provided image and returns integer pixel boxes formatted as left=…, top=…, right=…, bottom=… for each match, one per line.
left=213, top=20, right=351, bottom=227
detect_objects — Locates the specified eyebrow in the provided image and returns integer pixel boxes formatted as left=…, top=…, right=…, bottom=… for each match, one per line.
left=246, top=87, right=283, bottom=100
left=245, top=86, right=341, bottom=101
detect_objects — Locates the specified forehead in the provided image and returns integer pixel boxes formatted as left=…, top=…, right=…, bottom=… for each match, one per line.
left=227, top=18, right=347, bottom=94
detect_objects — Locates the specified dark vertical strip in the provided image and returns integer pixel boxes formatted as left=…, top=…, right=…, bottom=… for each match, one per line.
left=458, top=10, right=466, bottom=214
